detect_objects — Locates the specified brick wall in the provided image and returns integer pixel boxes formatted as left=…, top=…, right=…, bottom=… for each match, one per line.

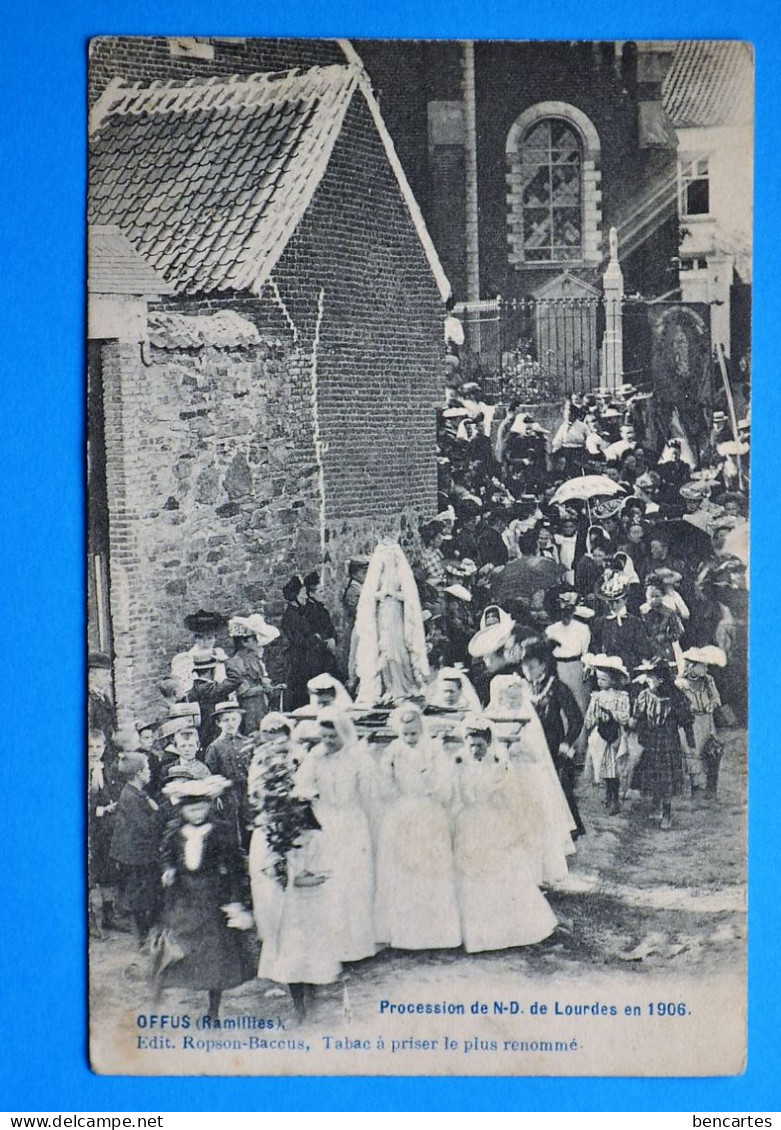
left=88, top=36, right=347, bottom=105
left=271, top=89, right=445, bottom=554
left=100, top=305, right=321, bottom=723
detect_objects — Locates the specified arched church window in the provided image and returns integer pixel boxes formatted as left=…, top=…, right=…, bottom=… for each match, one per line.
left=507, top=103, right=602, bottom=268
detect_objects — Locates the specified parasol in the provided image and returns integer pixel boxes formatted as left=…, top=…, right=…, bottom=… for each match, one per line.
left=551, top=475, right=625, bottom=505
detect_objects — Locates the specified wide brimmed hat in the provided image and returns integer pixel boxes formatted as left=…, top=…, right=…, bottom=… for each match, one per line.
left=582, top=653, right=630, bottom=680
left=162, top=774, right=232, bottom=806
left=468, top=619, right=515, bottom=658
left=228, top=614, right=280, bottom=646
left=159, top=702, right=201, bottom=739
left=681, top=646, right=727, bottom=668
left=591, top=497, right=624, bottom=521
left=184, top=610, right=226, bottom=635
left=717, top=440, right=750, bottom=457
left=444, top=583, right=473, bottom=602
left=598, top=573, right=630, bottom=601
left=136, top=717, right=159, bottom=734
left=213, top=696, right=245, bottom=717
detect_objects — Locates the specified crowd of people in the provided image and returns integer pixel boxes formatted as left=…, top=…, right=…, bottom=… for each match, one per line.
left=88, top=373, right=749, bottom=1023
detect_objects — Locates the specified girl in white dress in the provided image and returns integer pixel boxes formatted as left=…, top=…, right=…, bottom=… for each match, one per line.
left=293, top=707, right=377, bottom=963
left=485, top=674, right=576, bottom=884
left=425, top=667, right=483, bottom=712
left=374, top=705, right=461, bottom=950
left=247, top=733, right=341, bottom=1022
left=581, top=654, right=631, bottom=813
left=452, top=715, right=557, bottom=953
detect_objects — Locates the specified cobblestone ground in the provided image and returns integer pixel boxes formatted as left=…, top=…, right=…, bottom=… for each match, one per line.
left=90, top=729, right=746, bottom=1036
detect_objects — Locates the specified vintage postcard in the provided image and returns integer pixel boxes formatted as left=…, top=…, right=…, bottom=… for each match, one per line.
left=87, top=36, right=751, bottom=1076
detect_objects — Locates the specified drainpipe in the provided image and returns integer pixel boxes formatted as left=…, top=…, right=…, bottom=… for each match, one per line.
left=462, top=40, right=481, bottom=353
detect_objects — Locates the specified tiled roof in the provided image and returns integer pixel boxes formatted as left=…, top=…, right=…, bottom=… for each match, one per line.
left=88, top=66, right=359, bottom=296
left=88, top=224, right=174, bottom=295
left=662, top=41, right=753, bottom=129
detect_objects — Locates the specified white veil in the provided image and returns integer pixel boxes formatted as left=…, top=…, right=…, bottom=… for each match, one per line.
left=353, top=541, right=430, bottom=705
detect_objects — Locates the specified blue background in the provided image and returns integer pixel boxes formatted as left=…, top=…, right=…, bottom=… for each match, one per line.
left=2, top=0, right=777, bottom=1112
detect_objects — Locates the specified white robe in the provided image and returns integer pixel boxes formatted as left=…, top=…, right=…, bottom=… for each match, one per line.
left=374, top=738, right=461, bottom=950
left=452, top=754, right=557, bottom=953
left=293, top=744, right=377, bottom=963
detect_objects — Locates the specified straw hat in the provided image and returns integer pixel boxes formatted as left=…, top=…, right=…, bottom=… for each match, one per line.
left=213, top=696, right=245, bottom=717
left=162, top=774, right=232, bottom=806
left=228, top=614, right=280, bottom=646
left=468, top=619, right=515, bottom=658
left=444, top=583, right=473, bottom=602
left=159, top=702, right=201, bottom=739
left=681, top=646, right=727, bottom=668
left=582, top=653, right=629, bottom=680
left=598, top=573, right=630, bottom=602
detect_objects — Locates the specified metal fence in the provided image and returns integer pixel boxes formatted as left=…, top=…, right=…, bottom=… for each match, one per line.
left=455, top=294, right=633, bottom=402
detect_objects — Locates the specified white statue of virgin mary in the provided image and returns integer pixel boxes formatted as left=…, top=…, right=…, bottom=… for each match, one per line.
left=352, top=541, right=430, bottom=706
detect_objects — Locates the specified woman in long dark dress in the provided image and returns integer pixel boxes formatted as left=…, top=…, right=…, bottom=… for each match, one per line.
left=632, top=659, right=695, bottom=830
left=280, top=576, right=323, bottom=711
left=519, top=637, right=586, bottom=838
left=157, top=776, right=254, bottom=1019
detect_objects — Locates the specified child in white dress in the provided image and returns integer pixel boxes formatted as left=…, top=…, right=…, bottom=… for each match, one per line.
left=374, top=705, right=461, bottom=950
left=582, top=654, right=631, bottom=814
left=452, top=715, right=557, bottom=953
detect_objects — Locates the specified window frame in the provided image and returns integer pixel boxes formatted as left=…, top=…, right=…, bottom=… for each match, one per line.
left=506, top=102, right=602, bottom=270
left=679, top=154, right=711, bottom=219
left=517, top=117, right=585, bottom=264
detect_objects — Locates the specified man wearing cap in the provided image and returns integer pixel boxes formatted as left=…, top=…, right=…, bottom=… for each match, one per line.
left=170, top=610, right=228, bottom=696
left=205, top=699, right=253, bottom=848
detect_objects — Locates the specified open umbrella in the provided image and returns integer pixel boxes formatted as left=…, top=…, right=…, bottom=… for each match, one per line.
left=492, top=555, right=565, bottom=603
left=550, top=474, right=625, bottom=505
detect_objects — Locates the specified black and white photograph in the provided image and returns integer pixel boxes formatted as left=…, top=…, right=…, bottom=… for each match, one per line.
left=87, top=36, right=751, bottom=1076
